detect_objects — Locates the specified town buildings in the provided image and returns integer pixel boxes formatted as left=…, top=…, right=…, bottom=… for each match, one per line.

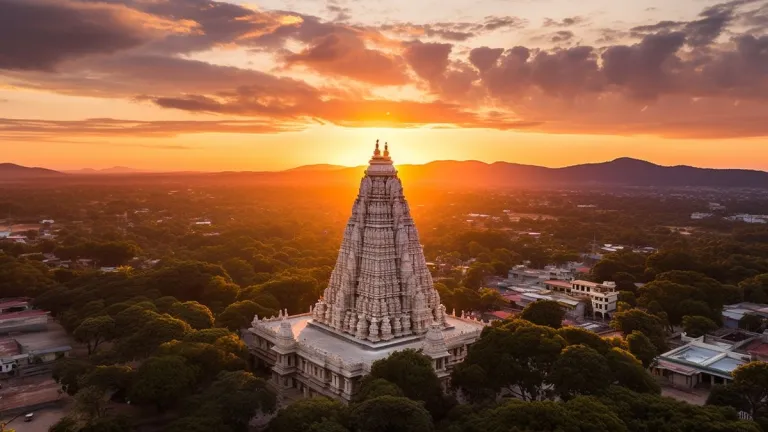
left=245, top=143, right=484, bottom=403
left=722, top=303, right=768, bottom=329
left=652, top=329, right=766, bottom=389
left=500, top=268, right=619, bottom=320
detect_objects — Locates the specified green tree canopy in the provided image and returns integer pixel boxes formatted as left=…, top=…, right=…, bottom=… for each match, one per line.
left=349, top=396, right=434, bottom=432
left=217, top=300, right=277, bottom=332
left=129, top=355, right=198, bottom=411
left=550, top=344, right=612, bottom=400
left=520, top=300, right=565, bottom=329
left=626, top=331, right=658, bottom=368
left=367, top=349, right=450, bottom=419
left=732, top=361, right=768, bottom=418
left=269, top=397, right=348, bottom=432
left=74, top=316, right=116, bottom=355
left=610, top=309, right=667, bottom=353
left=451, top=319, right=565, bottom=401
left=170, top=301, right=215, bottom=330
left=682, top=315, right=718, bottom=338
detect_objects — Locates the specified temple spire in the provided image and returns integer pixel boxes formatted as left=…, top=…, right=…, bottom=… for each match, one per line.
left=374, top=139, right=381, bottom=157
left=383, top=142, right=390, bottom=158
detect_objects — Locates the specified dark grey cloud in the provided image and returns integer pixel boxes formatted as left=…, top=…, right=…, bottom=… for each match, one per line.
left=551, top=30, right=575, bottom=43
left=0, top=0, right=167, bottom=71
left=403, top=41, right=453, bottom=81
left=469, top=47, right=505, bottom=72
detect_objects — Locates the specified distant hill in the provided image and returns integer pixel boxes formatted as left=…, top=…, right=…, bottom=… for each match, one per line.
left=66, top=166, right=147, bottom=174
left=284, top=164, right=346, bottom=172
left=3, top=158, right=767, bottom=188
left=0, top=163, right=64, bottom=180
left=209, top=158, right=768, bottom=189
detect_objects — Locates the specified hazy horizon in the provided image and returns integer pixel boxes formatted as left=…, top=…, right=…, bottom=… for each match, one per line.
left=5, top=154, right=768, bottom=174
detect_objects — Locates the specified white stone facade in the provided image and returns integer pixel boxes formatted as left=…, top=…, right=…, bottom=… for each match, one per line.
left=246, top=142, right=484, bottom=403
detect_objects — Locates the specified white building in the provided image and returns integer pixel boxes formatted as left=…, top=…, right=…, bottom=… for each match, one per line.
left=652, top=331, right=760, bottom=389
left=246, top=142, right=484, bottom=403
left=569, top=280, right=619, bottom=320
left=708, top=203, right=726, bottom=211
left=507, top=265, right=576, bottom=287
left=691, top=212, right=714, bottom=220
left=725, top=214, right=768, bottom=224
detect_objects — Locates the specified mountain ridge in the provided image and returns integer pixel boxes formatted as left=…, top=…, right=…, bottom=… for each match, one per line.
left=2, top=158, right=767, bottom=188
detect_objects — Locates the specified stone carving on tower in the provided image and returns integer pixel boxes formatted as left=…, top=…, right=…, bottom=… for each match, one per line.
left=313, top=140, right=447, bottom=342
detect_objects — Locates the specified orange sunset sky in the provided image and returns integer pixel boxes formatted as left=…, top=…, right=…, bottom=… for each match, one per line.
left=1, top=0, right=767, bottom=171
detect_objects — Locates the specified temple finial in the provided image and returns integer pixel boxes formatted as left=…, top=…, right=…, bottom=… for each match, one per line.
left=374, top=139, right=381, bottom=156
left=383, top=142, right=389, bottom=158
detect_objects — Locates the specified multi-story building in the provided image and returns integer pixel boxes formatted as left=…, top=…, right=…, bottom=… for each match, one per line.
left=569, top=280, right=619, bottom=320
left=507, top=265, right=576, bottom=287
left=246, top=142, right=484, bottom=403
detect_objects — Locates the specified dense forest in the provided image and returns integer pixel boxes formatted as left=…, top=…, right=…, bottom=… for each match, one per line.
left=1, top=179, right=768, bottom=431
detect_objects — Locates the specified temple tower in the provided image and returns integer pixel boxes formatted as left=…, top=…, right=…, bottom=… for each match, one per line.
left=312, top=140, right=446, bottom=343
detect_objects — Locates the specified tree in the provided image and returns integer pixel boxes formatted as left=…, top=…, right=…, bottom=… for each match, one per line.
left=451, top=319, right=565, bottom=401
left=367, top=349, right=450, bottom=419
left=740, top=314, right=764, bottom=332
left=353, top=378, right=404, bottom=402
left=80, top=365, right=134, bottom=394
left=117, top=315, right=191, bottom=360
left=75, top=386, right=110, bottom=420
left=463, top=263, right=493, bottom=290
left=129, top=355, right=198, bottom=411
left=477, top=288, right=506, bottom=312
left=550, top=345, right=612, bottom=400
left=184, top=328, right=233, bottom=344
left=740, top=274, right=768, bottom=304
left=269, top=397, right=348, bottom=432
left=217, top=300, right=277, bottom=333
left=53, top=358, right=93, bottom=395
left=222, top=258, right=258, bottom=287
left=80, top=415, right=132, bottom=432
left=520, top=300, right=565, bottom=329
left=706, top=384, right=748, bottom=413
left=626, top=331, right=658, bottom=368
left=252, top=276, right=319, bottom=314
left=113, top=305, right=160, bottom=338
left=557, top=326, right=611, bottom=354
left=446, top=396, right=627, bottom=432
left=349, top=396, right=434, bottom=432
left=156, top=340, right=246, bottom=380
left=183, top=371, right=276, bottom=430
left=605, top=348, right=660, bottom=394
left=202, top=276, right=240, bottom=311
left=600, top=385, right=758, bottom=432
left=170, top=301, right=215, bottom=330
left=154, top=296, right=180, bottom=313
left=610, top=309, right=667, bottom=353
left=732, top=361, right=768, bottom=418
left=74, top=316, right=116, bottom=355
left=682, top=315, right=718, bottom=338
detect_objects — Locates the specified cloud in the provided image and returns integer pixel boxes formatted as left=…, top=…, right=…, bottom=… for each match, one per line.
left=469, top=47, right=505, bottom=72
left=378, top=16, right=526, bottom=42
left=283, top=30, right=409, bottom=85
left=0, top=118, right=301, bottom=139
left=550, top=30, right=575, bottom=43
left=0, top=0, right=195, bottom=71
left=1, top=0, right=768, bottom=140
left=543, top=16, right=587, bottom=27
left=403, top=41, right=453, bottom=81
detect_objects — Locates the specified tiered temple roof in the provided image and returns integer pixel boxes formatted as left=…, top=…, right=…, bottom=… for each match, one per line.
left=311, top=141, right=447, bottom=344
